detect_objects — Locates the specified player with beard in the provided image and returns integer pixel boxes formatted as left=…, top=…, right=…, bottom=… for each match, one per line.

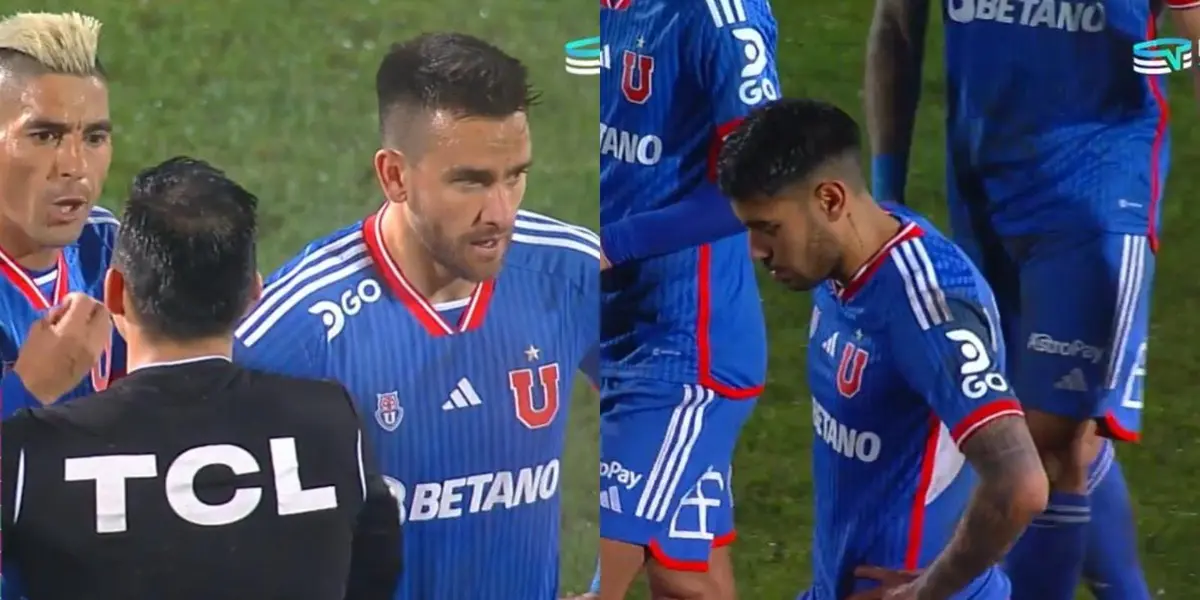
left=234, top=33, right=600, bottom=600
left=716, top=99, right=1048, bottom=600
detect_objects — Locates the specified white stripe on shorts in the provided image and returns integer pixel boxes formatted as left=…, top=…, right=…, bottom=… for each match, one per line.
left=1105, top=235, right=1148, bottom=389
left=635, top=384, right=716, bottom=522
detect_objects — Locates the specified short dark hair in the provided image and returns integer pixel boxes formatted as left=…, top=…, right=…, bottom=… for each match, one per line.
left=115, top=156, right=258, bottom=341
left=716, top=98, right=863, bottom=201
left=374, top=32, right=539, bottom=145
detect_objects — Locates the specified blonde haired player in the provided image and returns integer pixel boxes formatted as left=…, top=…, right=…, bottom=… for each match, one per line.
left=0, top=14, right=124, bottom=594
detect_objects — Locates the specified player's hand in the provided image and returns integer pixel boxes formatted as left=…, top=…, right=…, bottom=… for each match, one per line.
left=13, top=292, right=112, bottom=405
left=845, top=566, right=923, bottom=600
left=600, top=250, right=610, bottom=270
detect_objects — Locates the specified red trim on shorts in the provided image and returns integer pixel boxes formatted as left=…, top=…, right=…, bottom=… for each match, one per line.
left=1100, top=412, right=1140, bottom=443
left=647, top=539, right=710, bottom=572
left=712, top=530, right=737, bottom=547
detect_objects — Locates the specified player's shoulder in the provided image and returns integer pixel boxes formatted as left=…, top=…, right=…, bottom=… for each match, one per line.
left=237, top=221, right=373, bottom=343
left=505, top=209, right=600, bottom=287
left=85, top=205, right=119, bottom=229
left=76, top=206, right=119, bottom=254
left=874, top=211, right=995, bottom=323
left=265, top=222, right=370, bottom=286
left=684, top=0, right=776, bottom=28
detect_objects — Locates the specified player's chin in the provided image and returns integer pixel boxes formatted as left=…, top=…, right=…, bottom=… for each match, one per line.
left=38, top=221, right=89, bottom=248
left=771, top=270, right=819, bottom=291
left=461, top=242, right=509, bottom=279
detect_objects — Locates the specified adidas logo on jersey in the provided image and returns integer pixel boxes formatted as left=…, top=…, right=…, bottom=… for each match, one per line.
left=442, top=378, right=483, bottom=411
left=1054, top=368, right=1089, bottom=392
left=822, top=332, right=839, bottom=357
left=600, top=486, right=623, bottom=513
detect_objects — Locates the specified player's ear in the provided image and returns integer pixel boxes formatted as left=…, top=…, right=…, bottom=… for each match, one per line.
left=814, top=180, right=847, bottom=218
left=373, top=147, right=409, bottom=205
left=103, top=267, right=131, bottom=341
left=252, top=271, right=263, bottom=303
left=242, top=272, right=263, bottom=317
left=102, top=267, right=126, bottom=318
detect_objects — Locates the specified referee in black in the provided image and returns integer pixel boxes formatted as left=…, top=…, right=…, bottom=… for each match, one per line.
left=1, top=157, right=402, bottom=600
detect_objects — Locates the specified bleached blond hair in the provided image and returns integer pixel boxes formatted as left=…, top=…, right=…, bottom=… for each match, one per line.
left=0, top=12, right=102, bottom=75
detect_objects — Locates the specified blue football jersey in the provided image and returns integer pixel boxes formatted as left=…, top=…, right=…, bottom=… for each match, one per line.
left=0, top=207, right=126, bottom=416
left=233, top=207, right=599, bottom=600
left=942, top=0, right=1170, bottom=236
left=599, top=0, right=776, bottom=399
left=805, top=215, right=1019, bottom=599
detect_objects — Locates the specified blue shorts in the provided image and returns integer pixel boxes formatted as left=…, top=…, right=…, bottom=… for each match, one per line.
left=598, top=379, right=756, bottom=570
left=948, top=225, right=1153, bottom=442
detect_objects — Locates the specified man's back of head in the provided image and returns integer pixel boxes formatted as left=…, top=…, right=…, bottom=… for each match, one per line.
left=109, top=157, right=259, bottom=344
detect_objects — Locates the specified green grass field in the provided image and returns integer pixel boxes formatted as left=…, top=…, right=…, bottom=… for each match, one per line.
left=58, top=0, right=1199, bottom=597
left=45, top=0, right=600, bottom=592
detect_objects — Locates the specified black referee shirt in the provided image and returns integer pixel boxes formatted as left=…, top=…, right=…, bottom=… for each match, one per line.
left=1, top=357, right=401, bottom=600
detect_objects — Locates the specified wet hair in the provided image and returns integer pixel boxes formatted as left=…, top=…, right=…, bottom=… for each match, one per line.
left=716, top=98, right=863, bottom=202
left=374, top=32, right=539, bottom=149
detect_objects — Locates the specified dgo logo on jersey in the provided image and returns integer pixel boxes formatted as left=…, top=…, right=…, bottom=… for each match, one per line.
left=308, top=278, right=383, bottom=341
left=946, top=328, right=1009, bottom=400
left=375, top=391, right=404, bottom=432
left=730, top=27, right=778, bottom=106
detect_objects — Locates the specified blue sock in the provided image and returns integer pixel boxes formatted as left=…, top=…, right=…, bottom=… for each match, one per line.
left=1004, top=490, right=1089, bottom=600
left=1084, top=441, right=1152, bottom=600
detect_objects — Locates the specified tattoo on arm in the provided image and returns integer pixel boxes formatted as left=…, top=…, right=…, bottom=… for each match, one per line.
left=917, top=415, right=1047, bottom=599
left=864, top=0, right=931, bottom=156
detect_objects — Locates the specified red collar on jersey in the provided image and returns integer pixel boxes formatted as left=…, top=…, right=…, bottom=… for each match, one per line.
left=361, top=207, right=495, bottom=337
left=0, top=246, right=69, bottom=310
left=834, top=220, right=924, bottom=302
left=601, top=0, right=631, bottom=9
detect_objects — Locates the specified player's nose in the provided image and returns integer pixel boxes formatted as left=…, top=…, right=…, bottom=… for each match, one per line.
left=748, top=240, right=771, bottom=261
left=480, top=185, right=520, bottom=224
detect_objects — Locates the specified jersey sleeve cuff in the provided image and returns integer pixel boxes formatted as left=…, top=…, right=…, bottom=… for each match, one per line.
left=948, top=399, right=1024, bottom=447
left=1168, top=0, right=1200, bottom=8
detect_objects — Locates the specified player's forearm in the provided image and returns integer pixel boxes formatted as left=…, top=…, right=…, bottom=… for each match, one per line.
left=864, top=0, right=929, bottom=198
left=601, top=183, right=743, bottom=265
left=917, top=416, right=1048, bottom=599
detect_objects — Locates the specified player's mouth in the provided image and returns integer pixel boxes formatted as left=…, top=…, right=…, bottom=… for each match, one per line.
left=48, top=197, right=89, bottom=225
left=468, top=235, right=506, bottom=260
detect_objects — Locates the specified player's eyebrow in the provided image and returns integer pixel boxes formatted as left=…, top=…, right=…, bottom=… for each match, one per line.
left=506, top=160, right=533, bottom=177
left=445, top=165, right=494, bottom=182
left=85, top=119, right=113, bottom=133
left=446, top=161, right=533, bottom=183
left=23, top=118, right=112, bottom=133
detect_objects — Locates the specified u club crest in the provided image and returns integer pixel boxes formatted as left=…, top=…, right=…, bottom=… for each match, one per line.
left=375, top=391, right=404, bottom=432
left=620, top=49, right=654, bottom=105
